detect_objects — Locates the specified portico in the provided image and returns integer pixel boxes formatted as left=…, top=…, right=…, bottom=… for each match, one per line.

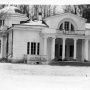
left=43, top=35, right=90, bottom=62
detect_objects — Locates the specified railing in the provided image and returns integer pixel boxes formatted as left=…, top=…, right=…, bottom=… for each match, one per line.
left=23, top=54, right=47, bottom=62
left=6, top=53, right=13, bottom=59
left=56, top=29, right=86, bottom=35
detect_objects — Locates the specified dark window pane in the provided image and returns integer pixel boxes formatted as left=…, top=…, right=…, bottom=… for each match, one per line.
left=64, top=21, right=69, bottom=31
left=31, top=42, right=36, bottom=55
left=69, top=45, right=74, bottom=57
left=37, top=43, right=40, bottom=55
left=27, top=42, right=30, bottom=54
left=59, top=23, right=63, bottom=30
left=60, top=45, right=62, bottom=56
left=71, top=24, right=74, bottom=31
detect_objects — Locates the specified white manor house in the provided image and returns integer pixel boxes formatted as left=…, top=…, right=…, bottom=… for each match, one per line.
left=0, top=6, right=90, bottom=64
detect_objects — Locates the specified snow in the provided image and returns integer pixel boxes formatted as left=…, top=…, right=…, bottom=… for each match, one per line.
left=23, top=21, right=46, bottom=27
left=0, top=63, right=90, bottom=90
left=0, top=6, right=21, bottom=14
left=85, top=23, right=90, bottom=29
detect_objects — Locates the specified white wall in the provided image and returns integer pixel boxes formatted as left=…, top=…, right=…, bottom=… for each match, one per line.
left=5, top=18, right=20, bottom=27
left=12, top=29, right=44, bottom=61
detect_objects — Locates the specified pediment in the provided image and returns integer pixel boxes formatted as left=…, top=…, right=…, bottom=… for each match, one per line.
left=44, top=13, right=87, bottom=30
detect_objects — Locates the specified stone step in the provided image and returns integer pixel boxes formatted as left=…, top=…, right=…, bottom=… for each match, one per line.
left=49, top=61, right=90, bottom=66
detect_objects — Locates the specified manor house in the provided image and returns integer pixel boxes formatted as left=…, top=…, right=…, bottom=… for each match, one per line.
left=0, top=6, right=90, bottom=64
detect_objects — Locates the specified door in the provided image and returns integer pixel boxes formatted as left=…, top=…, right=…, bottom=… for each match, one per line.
left=55, top=44, right=59, bottom=58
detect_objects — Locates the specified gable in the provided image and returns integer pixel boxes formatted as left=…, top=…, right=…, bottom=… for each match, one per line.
left=44, top=13, right=87, bottom=30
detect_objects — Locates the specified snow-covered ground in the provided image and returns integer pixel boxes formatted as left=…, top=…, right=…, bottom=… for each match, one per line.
left=0, top=63, right=90, bottom=90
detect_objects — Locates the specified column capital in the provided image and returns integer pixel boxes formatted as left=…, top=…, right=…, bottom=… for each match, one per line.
left=62, top=37, right=66, bottom=41
left=43, top=36, right=48, bottom=39
left=52, top=37, right=56, bottom=39
left=85, top=38, right=89, bottom=41
left=73, top=38, right=78, bottom=41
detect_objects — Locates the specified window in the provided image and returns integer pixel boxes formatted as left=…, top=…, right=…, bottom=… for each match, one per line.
left=27, top=42, right=40, bottom=55
left=69, top=45, right=74, bottom=57
left=60, top=45, right=62, bottom=56
left=31, top=42, right=36, bottom=55
left=55, top=44, right=59, bottom=57
left=59, top=21, right=74, bottom=31
left=64, top=21, right=69, bottom=31
left=27, top=42, right=30, bottom=54
left=37, top=43, right=40, bottom=55
left=0, top=20, right=4, bottom=27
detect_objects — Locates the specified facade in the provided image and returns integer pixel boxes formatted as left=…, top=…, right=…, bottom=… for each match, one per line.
left=0, top=6, right=90, bottom=64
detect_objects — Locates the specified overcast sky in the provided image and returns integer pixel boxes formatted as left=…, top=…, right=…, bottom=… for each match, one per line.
left=0, top=0, right=90, bottom=5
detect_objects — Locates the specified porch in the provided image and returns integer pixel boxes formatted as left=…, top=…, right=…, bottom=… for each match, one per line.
left=55, top=38, right=83, bottom=61
left=23, top=55, right=48, bottom=65
left=45, top=36, right=90, bottom=62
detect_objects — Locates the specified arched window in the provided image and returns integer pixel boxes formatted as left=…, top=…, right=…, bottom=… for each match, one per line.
left=59, top=21, right=74, bottom=31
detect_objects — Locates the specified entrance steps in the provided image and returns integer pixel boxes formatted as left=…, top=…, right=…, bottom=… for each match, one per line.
left=49, top=61, right=90, bottom=66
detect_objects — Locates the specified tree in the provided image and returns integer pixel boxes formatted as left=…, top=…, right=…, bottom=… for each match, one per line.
left=63, top=4, right=90, bottom=22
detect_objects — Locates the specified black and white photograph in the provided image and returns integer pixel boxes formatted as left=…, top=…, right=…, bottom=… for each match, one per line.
left=0, top=0, right=90, bottom=90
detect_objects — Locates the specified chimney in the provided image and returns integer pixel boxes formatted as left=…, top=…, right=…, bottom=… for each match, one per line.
left=38, top=7, right=42, bottom=21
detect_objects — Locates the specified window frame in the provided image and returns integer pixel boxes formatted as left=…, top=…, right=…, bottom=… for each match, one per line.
left=59, top=21, right=74, bottom=31
left=27, top=42, right=40, bottom=55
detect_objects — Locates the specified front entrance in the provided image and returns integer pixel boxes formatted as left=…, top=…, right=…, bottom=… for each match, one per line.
left=55, top=44, right=74, bottom=60
left=55, top=38, right=83, bottom=61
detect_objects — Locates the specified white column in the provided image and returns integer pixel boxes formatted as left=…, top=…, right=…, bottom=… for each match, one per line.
left=85, top=39, right=89, bottom=61
left=62, top=38, right=66, bottom=60
left=73, top=38, right=77, bottom=60
left=1, top=36, right=4, bottom=58
left=51, top=37, right=55, bottom=59
left=44, top=37, right=47, bottom=59
left=69, top=22, right=71, bottom=31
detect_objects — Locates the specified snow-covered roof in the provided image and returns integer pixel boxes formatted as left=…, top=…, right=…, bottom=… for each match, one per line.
left=22, top=21, right=47, bottom=27
left=85, top=23, right=90, bottom=29
left=0, top=6, right=22, bottom=14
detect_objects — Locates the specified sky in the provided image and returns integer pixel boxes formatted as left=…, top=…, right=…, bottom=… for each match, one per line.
left=0, top=0, right=90, bottom=5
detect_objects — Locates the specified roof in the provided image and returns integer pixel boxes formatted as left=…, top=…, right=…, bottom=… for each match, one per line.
left=44, top=13, right=87, bottom=22
left=22, top=21, right=47, bottom=27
